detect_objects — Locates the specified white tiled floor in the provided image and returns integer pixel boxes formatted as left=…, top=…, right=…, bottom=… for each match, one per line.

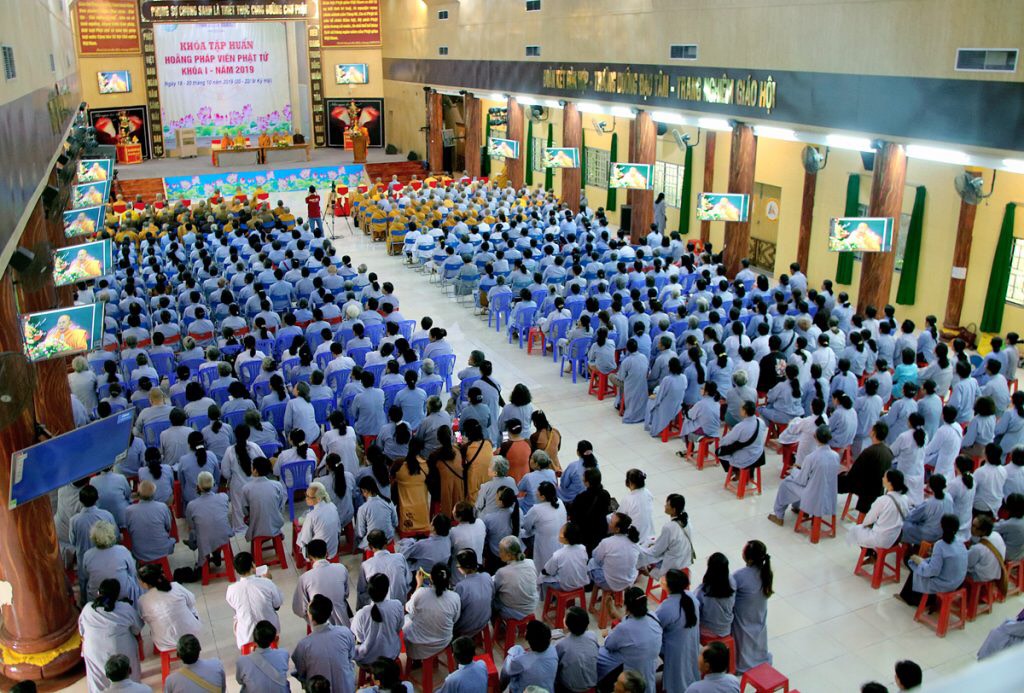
left=63, top=202, right=1019, bottom=692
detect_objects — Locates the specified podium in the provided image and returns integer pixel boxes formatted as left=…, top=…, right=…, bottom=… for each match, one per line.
left=351, top=135, right=368, bottom=164
left=116, top=143, right=143, bottom=165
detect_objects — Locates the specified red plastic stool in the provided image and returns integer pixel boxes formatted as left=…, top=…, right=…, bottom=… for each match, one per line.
left=172, top=480, right=184, bottom=518
left=1006, top=559, right=1024, bottom=597
left=699, top=633, right=736, bottom=674
left=362, top=540, right=396, bottom=560
left=342, top=522, right=356, bottom=554
left=239, top=637, right=279, bottom=655
left=201, top=542, right=236, bottom=585
left=139, top=555, right=172, bottom=581
left=588, top=586, right=624, bottom=629
left=496, top=613, right=536, bottom=654
left=527, top=327, right=545, bottom=355
left=403, top=647, right=453, bottom=691
left=660, top=412, right=683, bottom=442
left=965, top=577, right=1000, bottom=620
left=469, top=623, right=494, bottom=656
left=724, top=466, right=762, bottom=499
left=542, top=586, right=586, bottom=628
left=587, top=370, right=617, bottom=400
left=169, top=517, right=180, bottom=542
left=157, top=648, right=179, bottom=684
left=686, top=437, right=719, bottom=470
left=739, top=662, right=790, bottom=692
left=794, top=511, right=836, bottom=544
left=836, top=445, right=854, bottom=470
left=854, top=544, right=904, bottom=589
left=474, top=653, right=500, bottom=693
left=779, top=443, right=797, bottom=479
left=291, top=520, right=306, bottom=570
left=251, top=535, right=289, bottom=570
left=913, top=588, right=967, bottom=637
left=840, top=493, right=864, bottom=523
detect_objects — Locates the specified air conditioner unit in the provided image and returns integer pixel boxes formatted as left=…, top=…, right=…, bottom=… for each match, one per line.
left=176, top=128, right=197, bottom=158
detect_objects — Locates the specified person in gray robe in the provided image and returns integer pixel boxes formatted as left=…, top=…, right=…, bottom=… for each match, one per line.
left=292, top=594, right=357, bottom=693
left=103, top=654, right=152, bottom=693
left=717, top=402, right=767, bottom=473
left=69, top=485, right=118, bottom=594
left=185, top=471, right=232, bottom=566
left=82, top=521, right=140, bottom=604
left=657, top=570, right=702, bottom=693
left=124, top=480, right=176, bottom=563
left=90, top=468, right=132, bottom=528
left=731, top=540, right=773, bottom=673
left=358, top=531, right=411, bottom=607
left=416, top=398, right=455, bottom=454
left=296, top=482, right=341, bottom=560
left=164, top=635, right=226, bottom=693
left=644, top=360, right=687, bottom=438
left=768, top=426, right=840, bottom=525
left=55, top=479, right=87, bottom=569
left=78, top=580, right=143, bottom=692
left=292, top=539, right=351, bottom=627
left=349, top=574, right=404, bottom=667
left=977, top=610, right=1024, bottom=660
left=241, top=457, right=286, bottom=542
left=685, top=642, right=741, bottom=692
left=355, top=479, right=398, bottom=549
left=595, top=587, right=663, bottom=693
left=615, top=340, right=649, bottom=424
left=235, top=621, right=290, bottom=693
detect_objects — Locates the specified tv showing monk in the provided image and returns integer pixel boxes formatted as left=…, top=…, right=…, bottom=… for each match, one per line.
left=52, top=239, right=112, bottom=287
left=21, top=304, right=104, bottom=362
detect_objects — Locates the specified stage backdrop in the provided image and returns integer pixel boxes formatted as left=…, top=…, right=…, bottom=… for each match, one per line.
left=162, top=164, right=366, bottom=201
left=154, top=21, right=292, bottom=149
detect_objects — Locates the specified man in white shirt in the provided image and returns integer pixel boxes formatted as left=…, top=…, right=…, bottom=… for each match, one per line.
left=974, top=445, right=1009, bottom=516
left=225, top=551, right=284, bottom=650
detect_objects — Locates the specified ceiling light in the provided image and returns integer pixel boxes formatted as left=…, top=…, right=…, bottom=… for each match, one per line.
left=544, top=100, right=562, bottom=109
left=489, top=93, right=505, bottom=102
left=905, top=144, right=969, bottom=165
left=517, top=96, right=536, bottom=106
left=577, top=103, right=604, bottom=114
left=610, top=106, right=635, bottom=118
left=826, top=134, right=874, bottom=152
left=698, top=117, right=732, bottom=132
left=754, top=125, right=798, bottom=141
left=651, top=111, right=685, bottom=124
left=1002, top=158, right=1024, bottom=174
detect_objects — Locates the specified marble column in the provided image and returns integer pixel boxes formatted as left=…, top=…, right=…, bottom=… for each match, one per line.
left=857, top=141, right=907, bottom=314
left=700, top=131, right=717, bottom=244
left=943, top=169, right=983, bottom=330
left=561, top=102, right=582, bottom=212
left=722, top=124, right=757, bottom=276
left=627, top=110, right=656, bottom=243
left=505, top=96, right=525, bottom=189
left=797, top=159, right=819, bottom=272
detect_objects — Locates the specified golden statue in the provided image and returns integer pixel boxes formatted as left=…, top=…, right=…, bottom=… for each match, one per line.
left=117, top=111, right=132, bottom=144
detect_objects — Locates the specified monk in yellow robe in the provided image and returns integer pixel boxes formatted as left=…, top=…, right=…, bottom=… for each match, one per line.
left=233, top=132, right=248, bottom=148
left=68, top=249, right=102, bottom=277
left=44, top=314, right=89, bottom=352
left=258, top=130, right=272, bottom=148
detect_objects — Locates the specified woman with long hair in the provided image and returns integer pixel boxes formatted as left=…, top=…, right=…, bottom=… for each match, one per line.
left=402, top=564, right=461, bottom=660
left=890, top=411, right=928, bottom=506
left=521, top=481, right=567, bottom=582
left=393, top=437, right=430, bottom=535
left=696, top=552, right=736, bottom=639
left=557, top=440, right=598, bottom=504
left=899, top=514, right=969, bottom=607
left=460, top=418, right=493, bottom=504
left=642, top=493, right=695, bottom=578
left=137, top=563, right=202, bottom=653
left=177, top=430, right=220, bottom=506
left=529, top=409, right=562, bottom=472
left=78, top=579, right=143, bottom=691
left=656, top=569, right=701, bottom=691
left=847, top=468, right=911, bottom=551
left=317, top=452, right=357, bottom=529
left=430, top=425, right=466, bottom=513
left=220, top=423, right=263, bottom=533
left=350, top=574, right=404, bottom=669
left=732, top=540, right=773, bottom=673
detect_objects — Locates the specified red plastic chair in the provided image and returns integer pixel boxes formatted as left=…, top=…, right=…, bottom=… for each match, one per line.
left=542, top=586, right=586, bottom=628
left=965, top=577, right=1000, bottom=620
left=794, top=510, right=836, bottom=544
left=587, top=369, right=617, bottom=401
left=686, top=437, right=719, bottom=470
left=201, top=542, right=236, bottom=585
left=251, top=535, right=289, bottom=570
left=854, top=544, right=904, bottom=589
left=913, top=588, right=967, bottom=636
left=724, top=466, right=762, bottom=499
left=587, top=587, right=623, bottom=629
left=739, top=662, right=790, bottom=692
left=660, top=412, right=683, bottom=442
left=496, top=613, right=536, bottom=654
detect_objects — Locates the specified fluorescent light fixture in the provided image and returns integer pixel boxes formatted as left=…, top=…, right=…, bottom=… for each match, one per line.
left=826, top=134, right=874, bottom=152
left=577, top=102, right=604, bottom=114
left=905, top=144, right=969, bottom=165
left=754, top=125, right=797, bottom=141
left=651, top=110, right=685, bottom=124
left=544, top=100, right=562, bottom=109
left=517, top=96, right=537, bottom=106
left=1002, top=158, right=1024, bottom=174
left=610, top=106, right=635, bottom=118
left=698, top=117, right=732, bottom=132
left=489, top=93, right=505, bottom=101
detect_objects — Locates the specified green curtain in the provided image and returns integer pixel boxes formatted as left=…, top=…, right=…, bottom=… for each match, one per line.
left=482, top=118, right=492, bottom=176
left=835, top=174, right=860, bottom=284
left=678, top=144, right=694, bottom=236
left=606, top=132, right=619, bottom=211
left=525, top=119, right=534, bottom=186
left=545, top=123, right=554, bottom=191
left=895, top=186, right=927, bottom=305
left=581, top=129, right=587, bottom=191
left=980, top=203, right=1017, bottom=333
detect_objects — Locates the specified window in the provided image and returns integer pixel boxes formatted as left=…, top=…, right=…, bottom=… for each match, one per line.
left=531, top=137, right=546, bottom=172
left=526, top=0, right=541, bottom=11
left=653, top=161, right=684, bottom=208
left=438, top=46, right=449, bottom=56
left=2, top=45, right=15, bottom=81
left=437, top=9, right=449, bottom=20
left=1007, top=238, right=1024, bottom=306
left=525, top=45, right=541, bottom=57
left=956, top=48, right=1017, bottom=73
left=584, top=147, right=610, bottom=189
left=670, top=44, right=699, bottom=61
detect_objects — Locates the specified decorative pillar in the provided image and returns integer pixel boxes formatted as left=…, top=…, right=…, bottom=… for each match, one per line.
left=857, top=142, right=907, bottom=314
left=561, top=102, right=582, bottom=212
left=722, top=125, right=757, bottom=276
left=627, top=110, right=656, bottom=243
left=943, top=168, right=982, bottom=330
left=505, top=96, right=525, bottom=189
left=464, top=94, right=482, bottom=179
left=700, top=132, right=716, bottom=243
left=797, top=155, right=819, bottom=272
left=427, top=90, right=445, bottom=174
left=0, top=203, right=79, bottom=681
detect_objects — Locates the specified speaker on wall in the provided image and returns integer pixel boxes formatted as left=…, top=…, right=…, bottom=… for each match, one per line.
left=860, top=151, right=875, bottom=171
left=620, top=205, right=633, bottom=233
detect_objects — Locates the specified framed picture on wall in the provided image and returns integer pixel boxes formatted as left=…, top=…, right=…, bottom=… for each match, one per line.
left=88, top=106, right=152, bottom=160
left=325, top=98, right=385, bottom=148
left=335, top=64, right=369, bottom=84
left=97, top=70, right=131, bottom=94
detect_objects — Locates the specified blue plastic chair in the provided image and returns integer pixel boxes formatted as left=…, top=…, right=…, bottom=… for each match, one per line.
left=397, top=320, right=416, bottom=340
left=143, top=419, right=172, bottom=448
left=278, top=458, right=313, bottom=520
left=150, top=352, right=175, bottom=380
left=488, top=293, right=513, bottom=331
left=421, top=380, right=444, bottom=399
left=258, top=441, right=282, bottom=459
left=546, top=318, right=572, bottom=362
left=507, top=307, right=537, bottom=349
left=263, top=402, right=287, bottom=439
left=315, top=351, right=333, bottom=371
left=210, top=386, right=230, bottom=405
left=223, top=409, right=249, bottom=428
left=326, top=369, right=351, bottom=393
left=411, top=337, right=429, bottom=358
left=559, top=337, right=593, bottom=384
left=364, top=363, right=386, bottom=387
left=433, top=353, right=457, bottom=391
left=239, top=360, right=262, bottom=387
left=187, top=414, right=210, bottom=431
left=382, top=384, right=404, bottom=411
left=365, top=323, right=386, bottom=348
left=348, top=347, right=371, bottom=367
left=312, top=398, right=333, bottom=427
left=399, top=360, right=422, bottom=376
left=252, top=379, right=274, bottom=400
left=458, top=376, right=481, bottom=404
